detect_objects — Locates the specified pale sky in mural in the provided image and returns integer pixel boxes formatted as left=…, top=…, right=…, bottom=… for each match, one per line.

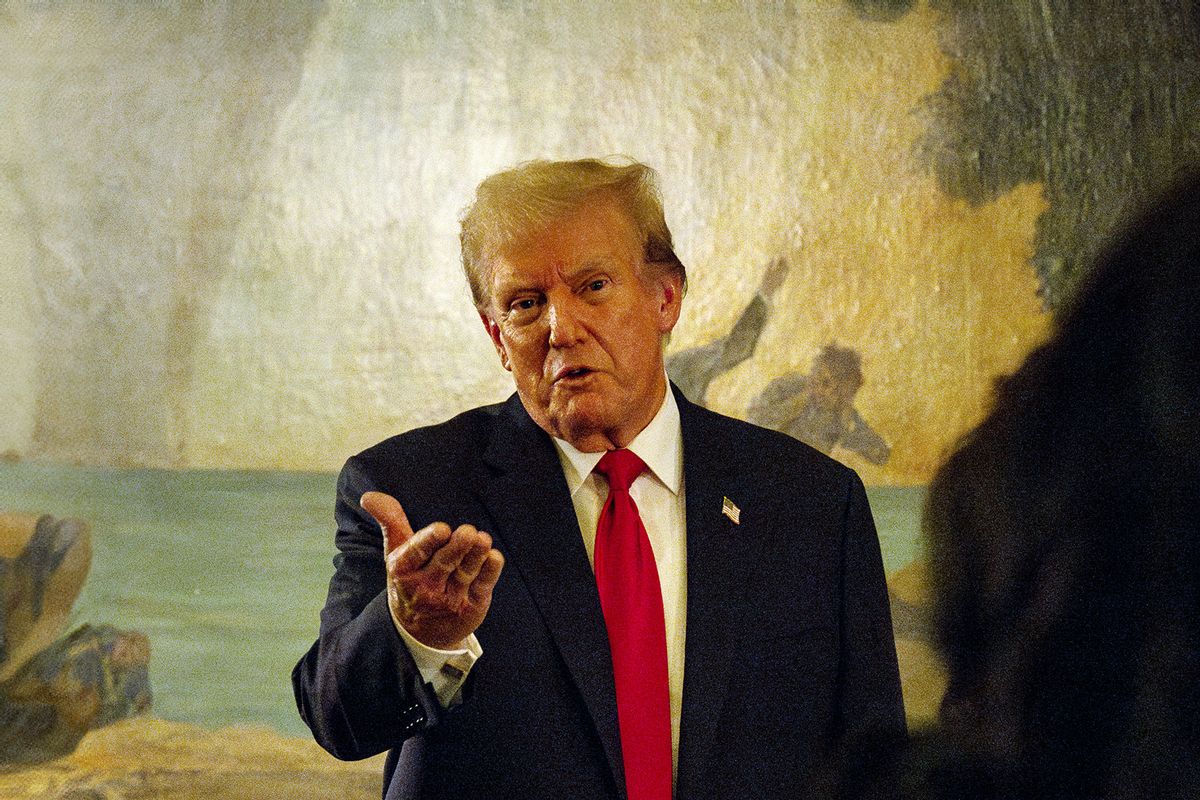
left=1, top=2, right=1049, bottom=484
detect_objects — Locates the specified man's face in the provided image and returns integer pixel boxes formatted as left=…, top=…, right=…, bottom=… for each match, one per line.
left=480, top=193, right=682, bottom=452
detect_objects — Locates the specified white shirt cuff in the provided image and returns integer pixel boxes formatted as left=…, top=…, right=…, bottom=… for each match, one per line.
left=394, top=620, right=481, bottom=708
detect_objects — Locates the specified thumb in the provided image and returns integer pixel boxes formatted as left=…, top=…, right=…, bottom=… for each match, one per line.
left=360, top=491, right=415, bottom=554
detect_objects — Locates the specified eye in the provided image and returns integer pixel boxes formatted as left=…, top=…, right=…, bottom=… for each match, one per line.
left=505, top=295, right=542, bottom=323
left=584, top=278, right=610, bottom=293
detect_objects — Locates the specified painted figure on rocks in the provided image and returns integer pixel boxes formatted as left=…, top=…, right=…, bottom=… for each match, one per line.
left=666, top=256, right=789, bottom=406
left=749, top=343, right=891, bottom=465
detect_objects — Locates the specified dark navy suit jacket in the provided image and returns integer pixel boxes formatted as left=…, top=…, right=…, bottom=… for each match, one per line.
left=293, top=387, right=905, bottom=799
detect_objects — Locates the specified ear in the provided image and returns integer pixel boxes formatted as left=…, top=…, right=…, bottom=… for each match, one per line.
left=479, top=311, right=512, bottom=371
left=655, top=271, right=684, bottom=335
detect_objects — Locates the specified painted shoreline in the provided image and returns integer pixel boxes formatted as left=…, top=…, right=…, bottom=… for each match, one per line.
left=0, top=465, right=927, bottom=735
left=0, top=717, right=385, bottom=800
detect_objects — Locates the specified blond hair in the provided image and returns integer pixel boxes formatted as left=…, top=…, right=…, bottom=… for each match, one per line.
left=459, top=157, right=686, bottom=309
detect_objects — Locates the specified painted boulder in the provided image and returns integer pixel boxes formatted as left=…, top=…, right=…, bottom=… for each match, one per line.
left=0, top=513, right=152, bottom=765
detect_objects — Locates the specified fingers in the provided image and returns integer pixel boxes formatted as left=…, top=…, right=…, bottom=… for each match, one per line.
left=381, top=515, right=504, bottom=647
left=453, top=532, right=492, bottom=583
left=468, top=549, right=505, bottom=603
left=441, top=531, right=492, bottom=610
left=390, top=522, right=454, bottom=574
left=360, top=492, right=416, bottom=554
left=379, top=513, right=501, bottom=652
left=385, top=521, right=498, bottom=588
left=363, top=492, right=503, bottom=619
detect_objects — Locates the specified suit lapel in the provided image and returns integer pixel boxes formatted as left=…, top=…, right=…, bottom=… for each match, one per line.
left=479, top=395, right=626, bottom=799
left=674, top=391, right=763, bottom=799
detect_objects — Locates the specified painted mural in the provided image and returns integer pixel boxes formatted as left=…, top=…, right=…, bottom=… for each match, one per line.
left=666, top=256, right=892, bottom=467
left=0, top=514, right=150, bottom=764
left=1, top=0, right=1198, bottom=796
left=919, top=0, right=1200, bottom=308
left=665, top=256, right=787, bottom=407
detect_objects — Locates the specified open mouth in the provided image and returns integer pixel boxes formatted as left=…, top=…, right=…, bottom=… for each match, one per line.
left=556, top=367, right=593, bottom=382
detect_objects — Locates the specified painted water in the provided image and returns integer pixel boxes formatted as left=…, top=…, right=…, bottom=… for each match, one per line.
left=0, top=462, right=923, bottom=737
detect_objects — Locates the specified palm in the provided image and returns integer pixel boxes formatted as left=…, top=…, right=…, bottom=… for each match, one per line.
left=363, top=491, right=505, bottom=650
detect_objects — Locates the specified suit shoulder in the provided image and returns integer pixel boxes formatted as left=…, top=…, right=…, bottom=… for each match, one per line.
left=688, top=403, right=859, bottom=488
left=345, top=401, right=506, bottom=476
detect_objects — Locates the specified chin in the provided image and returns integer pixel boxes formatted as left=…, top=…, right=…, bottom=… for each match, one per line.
left=551, top=396, right=617, bottom=445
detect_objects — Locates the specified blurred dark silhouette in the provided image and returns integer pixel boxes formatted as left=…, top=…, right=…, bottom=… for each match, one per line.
left=835, top=172, right=1200, bottom=799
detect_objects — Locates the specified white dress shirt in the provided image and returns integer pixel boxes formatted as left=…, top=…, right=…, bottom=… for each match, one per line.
left=396, top=386, right=688, bottom=778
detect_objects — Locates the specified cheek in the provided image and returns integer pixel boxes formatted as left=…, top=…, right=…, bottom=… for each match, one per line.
left=620, top=313, right=665, bottom=362
left=502, top=337, right=548, bottom=383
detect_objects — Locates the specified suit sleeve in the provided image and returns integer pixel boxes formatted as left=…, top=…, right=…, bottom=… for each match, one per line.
left=836, top=472, right=907, bottom=745
left=291, top=456, right=443, bottom=760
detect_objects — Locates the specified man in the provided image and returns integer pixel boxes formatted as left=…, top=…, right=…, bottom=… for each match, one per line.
left=293, top=158, right=904, bottom=800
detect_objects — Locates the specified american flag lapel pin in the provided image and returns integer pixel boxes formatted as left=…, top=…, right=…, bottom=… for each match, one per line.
left=721, top=496, right=741, bottom=525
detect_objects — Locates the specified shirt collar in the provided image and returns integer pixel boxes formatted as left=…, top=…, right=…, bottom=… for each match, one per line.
left=552, top=383, right=683, bottom=498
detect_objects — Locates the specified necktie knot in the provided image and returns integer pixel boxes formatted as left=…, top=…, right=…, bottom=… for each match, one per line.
left=595, top=449, right=647, bottom=493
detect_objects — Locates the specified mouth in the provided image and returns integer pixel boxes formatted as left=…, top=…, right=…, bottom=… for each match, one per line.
left=553, top=366, right=594, bottom=383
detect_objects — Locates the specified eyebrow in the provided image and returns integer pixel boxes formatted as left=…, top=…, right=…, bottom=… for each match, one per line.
left=563, top=256, right=616, bottom=279
left=492, top=254, right=621, bottom=301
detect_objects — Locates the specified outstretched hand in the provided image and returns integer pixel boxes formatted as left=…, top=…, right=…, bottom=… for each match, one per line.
left=360, top=491, right=504, bottom=650
left=760, top=255, right=789, bottom=298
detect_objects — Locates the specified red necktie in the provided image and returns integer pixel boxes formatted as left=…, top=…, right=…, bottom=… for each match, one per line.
left=593, top=449, right=672, bottom=800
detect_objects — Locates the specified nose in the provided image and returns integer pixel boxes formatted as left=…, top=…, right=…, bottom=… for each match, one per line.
left=547, top=295, right=586, bottom=348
